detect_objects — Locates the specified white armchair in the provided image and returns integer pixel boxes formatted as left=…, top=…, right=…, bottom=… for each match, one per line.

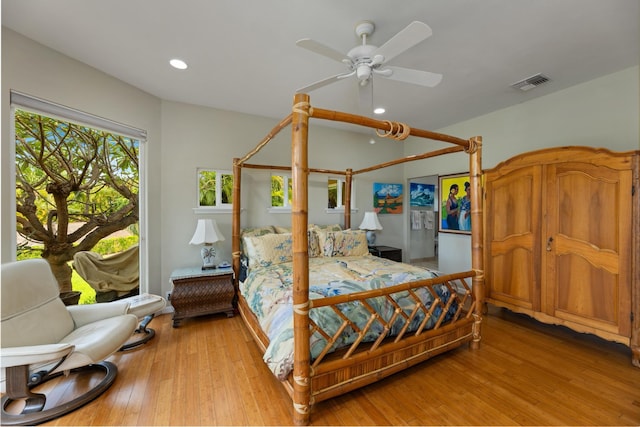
left=1, top=259, right=138, bottom=426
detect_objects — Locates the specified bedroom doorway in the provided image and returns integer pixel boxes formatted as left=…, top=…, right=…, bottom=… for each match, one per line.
left=407, top=174, right=438, bottom=270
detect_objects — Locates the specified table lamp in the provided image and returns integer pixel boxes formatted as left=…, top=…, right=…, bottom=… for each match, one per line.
left=359, top=211, right=383, bottom=246
left=189, top=219, right=225, bottom=270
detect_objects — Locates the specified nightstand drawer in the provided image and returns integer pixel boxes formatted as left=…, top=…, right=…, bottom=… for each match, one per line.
left=368, top=245, right=402, bottom=262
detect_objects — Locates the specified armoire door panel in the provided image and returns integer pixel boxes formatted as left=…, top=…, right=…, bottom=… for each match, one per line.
left=485, top=165, right=541, bottom=311
left=545, top=162, right=632, bottom=337
left=554, top=253, right=619, bottom=332
left=489, top=249, right=536, bottom=309
left=490, top=174, right=537, bottom=240
left=554, top=168, right=620, bottom=252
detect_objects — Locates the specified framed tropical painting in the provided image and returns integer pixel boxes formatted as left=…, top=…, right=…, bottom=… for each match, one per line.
left=439, top=173, right=471, bottom=234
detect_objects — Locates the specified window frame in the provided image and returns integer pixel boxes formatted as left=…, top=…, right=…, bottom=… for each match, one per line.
left=9, top=90, right=149, bottom=292
left=193, top=168, right=234, bottom=214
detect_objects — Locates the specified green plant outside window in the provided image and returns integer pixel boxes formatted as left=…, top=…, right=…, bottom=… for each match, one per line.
left=198, top=169, right=233, bottom=207
left=271, top=175, right=292, bottom=208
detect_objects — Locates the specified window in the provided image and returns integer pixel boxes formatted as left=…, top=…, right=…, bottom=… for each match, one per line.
left=10, top=90, right=147, bottom=296
left=197, top=168, right=233, bottom=208
left=328, top=178, right=346, bottom=209
left=327, top=177, right=356, bottom=213
left=271, top=174, right=292, bottom=210
left=268, top=174, right=355, bottom=213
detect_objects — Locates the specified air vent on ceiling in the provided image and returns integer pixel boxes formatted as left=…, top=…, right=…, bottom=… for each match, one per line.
left=511, top=73, right=550, bottom=91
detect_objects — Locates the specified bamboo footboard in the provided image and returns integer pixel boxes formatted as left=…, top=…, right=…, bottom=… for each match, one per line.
left=237, top=269, right=479, bottom=414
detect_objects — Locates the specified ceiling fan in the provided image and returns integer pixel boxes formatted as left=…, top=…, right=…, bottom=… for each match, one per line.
left=295, top=20, right=443, bottom=94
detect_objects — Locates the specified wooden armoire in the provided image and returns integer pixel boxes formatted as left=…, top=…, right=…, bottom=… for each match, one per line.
left=483, top=146, right=639, bottom=367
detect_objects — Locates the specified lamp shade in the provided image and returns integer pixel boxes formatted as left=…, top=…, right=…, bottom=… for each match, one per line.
left=358, top=212, right=383, bottom=231
left=189, top=219, right=225, bottom=245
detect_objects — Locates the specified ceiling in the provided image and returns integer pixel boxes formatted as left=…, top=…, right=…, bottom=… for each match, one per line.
left=3, top=0, right=639, bottom=132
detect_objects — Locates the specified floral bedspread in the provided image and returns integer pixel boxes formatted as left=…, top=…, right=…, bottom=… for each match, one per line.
left=240, top=255, right=456, bottom=380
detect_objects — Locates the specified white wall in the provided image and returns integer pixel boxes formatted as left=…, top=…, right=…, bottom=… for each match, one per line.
left=404, top=66, right=640, bottom=273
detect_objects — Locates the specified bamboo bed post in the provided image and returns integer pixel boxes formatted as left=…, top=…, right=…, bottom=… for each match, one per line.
left=468, top=136, right=484, bottom=349
left=232, top=158, right=242, bottom=287
left=291, top=93, right=311, bottom=425
left=344, top=169, right=353, bottom=229
left=631, top=151, right=640, bottom=367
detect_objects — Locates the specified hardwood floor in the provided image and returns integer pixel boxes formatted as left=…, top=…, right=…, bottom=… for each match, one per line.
left=33, top=306, right=640, bottom=426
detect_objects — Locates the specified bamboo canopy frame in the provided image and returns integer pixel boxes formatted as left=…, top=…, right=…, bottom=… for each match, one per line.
left=232, top=93, right=484, bottom=425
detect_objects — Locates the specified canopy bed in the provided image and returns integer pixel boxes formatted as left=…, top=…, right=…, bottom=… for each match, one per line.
left=231, top=93, right=484, bottom=425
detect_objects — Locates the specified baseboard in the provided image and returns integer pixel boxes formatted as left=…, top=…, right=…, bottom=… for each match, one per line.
left=158, top=305, right=174, bottom=315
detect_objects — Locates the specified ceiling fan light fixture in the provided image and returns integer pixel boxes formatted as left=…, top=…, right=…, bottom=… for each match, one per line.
left=356, top=64, right=371, bottom=81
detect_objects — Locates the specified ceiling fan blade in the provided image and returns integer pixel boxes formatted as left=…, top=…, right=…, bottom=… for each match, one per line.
left=373, top=21, right=432, bottom=64
left=296, top=38, right=349, bottom=63
left=296, top=73, right=348, bottom=93
left=383, top=66, right=443, bottom=87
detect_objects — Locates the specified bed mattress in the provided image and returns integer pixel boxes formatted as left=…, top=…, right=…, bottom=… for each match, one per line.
left=240, top=255, right=457, bottom=380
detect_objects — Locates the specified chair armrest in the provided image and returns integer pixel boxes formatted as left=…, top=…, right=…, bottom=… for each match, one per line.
left=1, top=343, right=74, bottom=368
left=67, top=301, right=131, bottom=328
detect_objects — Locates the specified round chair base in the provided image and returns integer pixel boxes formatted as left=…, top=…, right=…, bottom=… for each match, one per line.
left=117, top=294, right=166, bottom=351
left=120, top=327, right=156, bottom=350
left=1, top=361, right=118, bottom=426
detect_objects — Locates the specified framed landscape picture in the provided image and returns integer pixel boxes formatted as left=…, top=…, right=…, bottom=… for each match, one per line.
left=373, top=183, right=403, bottom=214
left=439, top=173, right=471, bottom=234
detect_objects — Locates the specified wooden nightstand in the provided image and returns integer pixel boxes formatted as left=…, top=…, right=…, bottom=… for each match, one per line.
left=369, top=245, right=402, bottom=262
left=169, top=267, right=235, bottom=327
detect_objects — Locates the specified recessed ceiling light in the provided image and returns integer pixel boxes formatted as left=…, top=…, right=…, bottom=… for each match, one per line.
left=373, top=107, right=385, bottom=115
left=169, top=59, right=188, bottom=70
